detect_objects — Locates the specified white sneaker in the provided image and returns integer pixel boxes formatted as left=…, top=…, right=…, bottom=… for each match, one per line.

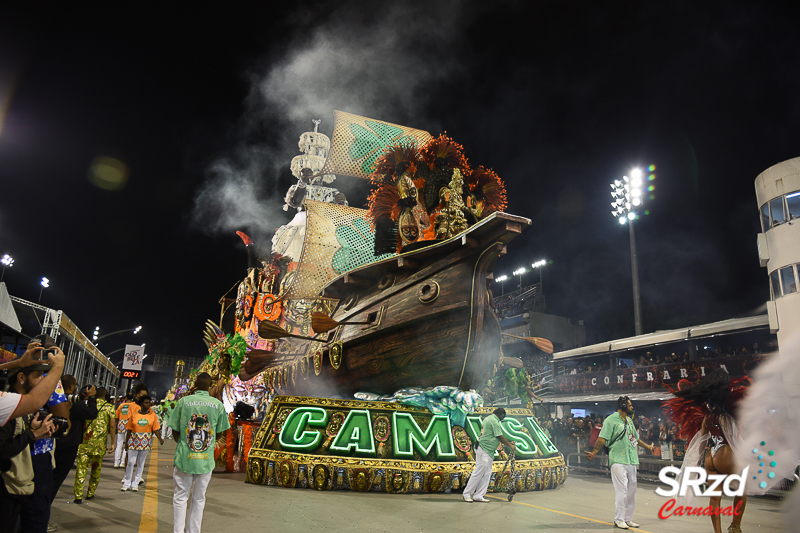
left=614, top=520, right=629, bottom=529
left=463, top=495, right=473, bottom=503
left=626, top=521, right=640, bottom=528
left=474, top=497, right=491, bottom=503
left=131, top=486, right=139, bottom=492
left=121, top=487, right=128, bottom=492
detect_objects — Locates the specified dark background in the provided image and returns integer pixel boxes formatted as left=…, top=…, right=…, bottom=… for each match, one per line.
left=0, top=2, right=797, bottom=362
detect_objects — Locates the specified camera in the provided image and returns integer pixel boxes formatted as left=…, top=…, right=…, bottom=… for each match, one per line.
left=35, top=408, right=70, bottom=438
left=31, top=334, right=57, bottom=360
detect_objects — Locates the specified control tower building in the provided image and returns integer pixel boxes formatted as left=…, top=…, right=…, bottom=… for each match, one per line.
left=755, top=157, right=800, bottom=350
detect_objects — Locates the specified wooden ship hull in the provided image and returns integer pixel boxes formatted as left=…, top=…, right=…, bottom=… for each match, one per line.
left=241, top=211, right=531, bottom=396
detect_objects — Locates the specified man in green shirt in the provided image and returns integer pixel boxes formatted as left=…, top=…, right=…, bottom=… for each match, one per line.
left=168, top=372, right=230, bottom=533
left=586, top=396, right=654, bottom=530
left=462, top=407, right=516, bottom=503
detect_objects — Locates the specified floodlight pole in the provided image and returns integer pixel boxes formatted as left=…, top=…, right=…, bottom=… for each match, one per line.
left=629, top=218, right=643, bottom=336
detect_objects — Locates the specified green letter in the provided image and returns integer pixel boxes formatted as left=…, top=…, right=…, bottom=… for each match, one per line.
left=525, top=417, right=558, bottom=455
left=500, top=418, right=538, bottom=458
left=278, top=407, right=329, bottom=451
left=330, top=410, right=375, bottom=455
left=392, top=412, right=456, bottom=459
left=465, top=415, right=501, bottom=458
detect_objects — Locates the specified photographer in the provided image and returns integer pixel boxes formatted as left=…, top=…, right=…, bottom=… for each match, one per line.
left=1, top=410, right=55, bottom=533
left=50, top=376, right=98, bottom=502
left=0, top=343, right=66, bottom=425
left=2, top=358, right=67, bottom=533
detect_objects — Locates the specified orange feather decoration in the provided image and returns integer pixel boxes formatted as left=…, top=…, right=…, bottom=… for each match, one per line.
left=466, top=166, right=508, bottom=215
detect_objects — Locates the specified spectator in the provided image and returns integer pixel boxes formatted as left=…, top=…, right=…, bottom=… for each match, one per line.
left=0, top=408, right=55, bottom=532
left=51, top=376, right=98, bottom=502
left=3, top=354, right=68, bottom=533
left=0, top=343, right=66, bottom=425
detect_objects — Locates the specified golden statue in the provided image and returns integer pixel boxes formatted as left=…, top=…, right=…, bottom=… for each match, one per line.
left=434, top=169, right=469, bottom=239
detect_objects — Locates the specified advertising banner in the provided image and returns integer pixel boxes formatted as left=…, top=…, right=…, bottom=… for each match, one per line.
left=554, top=354, right=763, bottom=395
left=122, top=344, right=144, bottom=371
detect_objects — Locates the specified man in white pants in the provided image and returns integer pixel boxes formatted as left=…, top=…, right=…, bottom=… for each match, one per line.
left=461, top=407, right=516, bottom=503
left=169, top=373, right=230, bottom=533
left=585, top=396, right=654, bottom=529
left=114, top=394, right=135, bottom=468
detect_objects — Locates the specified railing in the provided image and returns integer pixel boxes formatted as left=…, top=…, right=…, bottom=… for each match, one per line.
left=492, top=282, right=545, bottom=317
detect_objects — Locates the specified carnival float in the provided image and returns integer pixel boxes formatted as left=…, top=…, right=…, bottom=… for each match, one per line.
left=180, top=111, right=567, bottom=493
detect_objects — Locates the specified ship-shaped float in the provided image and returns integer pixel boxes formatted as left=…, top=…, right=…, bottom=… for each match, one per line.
left=197, top=111, right=566, bottom=493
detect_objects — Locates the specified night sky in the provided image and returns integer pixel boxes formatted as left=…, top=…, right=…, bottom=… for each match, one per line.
left=1, top=2, right=797, bottom=362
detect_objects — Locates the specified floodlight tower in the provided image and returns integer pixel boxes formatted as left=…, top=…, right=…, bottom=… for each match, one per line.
left=1, top=255, right=13, bottom=281
left=495, top=275, right=508, bottom=296
left=610, top=169, right=645, bottom=336
left=38, top=277, right=49, bottom=304
left=513, top=267, right=527, bottom=293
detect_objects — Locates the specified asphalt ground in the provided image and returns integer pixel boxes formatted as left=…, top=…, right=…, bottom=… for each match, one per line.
left=49, top=440, right=788, bottom=533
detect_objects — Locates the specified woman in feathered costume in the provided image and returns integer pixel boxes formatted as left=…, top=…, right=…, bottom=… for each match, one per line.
left=663, top=368, right=750, bottom=533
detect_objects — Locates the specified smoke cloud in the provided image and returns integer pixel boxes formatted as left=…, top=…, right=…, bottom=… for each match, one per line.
left=192, top=1, right=479, bottom=244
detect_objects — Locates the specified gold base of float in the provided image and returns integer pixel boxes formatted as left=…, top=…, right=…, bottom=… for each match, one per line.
left=245, top=396, right=568, bottom=493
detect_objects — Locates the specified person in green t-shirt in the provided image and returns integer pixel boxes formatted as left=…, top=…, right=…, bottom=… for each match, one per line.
left=585, top=396, right=654, bottom=530
left=462, top=407, right=516, bottom=503
left=168, top=372, right=230, bottom=533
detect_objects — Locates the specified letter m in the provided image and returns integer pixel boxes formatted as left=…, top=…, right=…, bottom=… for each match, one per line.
left=392, top=412, right=456, bottom=459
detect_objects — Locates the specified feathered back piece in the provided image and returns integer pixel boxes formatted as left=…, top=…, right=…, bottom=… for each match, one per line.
left=420, top=134, right=470, bottom=173
left=371, top=142, right=421, bottom=183
left=465, top=166, right=508, bottom=216
left=662, top=368, right=751, bottom=440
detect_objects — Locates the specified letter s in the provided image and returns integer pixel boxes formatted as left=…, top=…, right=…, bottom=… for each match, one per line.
left=655, top=466, right=681, bottom=496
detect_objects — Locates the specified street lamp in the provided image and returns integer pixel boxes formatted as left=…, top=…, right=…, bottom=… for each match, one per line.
left=38, top=277, right=49, bottom=304
left=512, top=267, right=527, bottom=292
left=93, top=326, right=143, bottom=343
left=495, top=275, right=508, bottom=296
left=610, top=168, right=645, bottom=336
left=1, top=255, right=13, bottom=281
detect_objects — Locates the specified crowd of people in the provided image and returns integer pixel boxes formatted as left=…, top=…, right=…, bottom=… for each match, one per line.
left=546, top=411, right=687, bottom=457
left=564, top=343, right=771, bottom=376
left=0, top=340, right=229, bottom=533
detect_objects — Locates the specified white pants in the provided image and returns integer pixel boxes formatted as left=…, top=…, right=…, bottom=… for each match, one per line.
left=173, top=467, right=213, bottom=533
left=123, top=449, right=150, bottom=489
left=114, top=432, right=127, bottom=466
left=463, top=447, right=494, bottom=500
left=610, top=463, right=638, bottom=522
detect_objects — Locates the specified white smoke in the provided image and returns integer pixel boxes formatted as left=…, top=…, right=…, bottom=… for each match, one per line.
left=192, top=1, right=483, bottom=242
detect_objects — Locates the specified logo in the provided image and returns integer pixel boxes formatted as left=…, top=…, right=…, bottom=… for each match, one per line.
left=137, top=418, right=148, bottom=427
left=656, top=466, right=747, bottom=519
left=186, top=414, right=212, bottom=453
left=121, top=405, right=129, bottom=416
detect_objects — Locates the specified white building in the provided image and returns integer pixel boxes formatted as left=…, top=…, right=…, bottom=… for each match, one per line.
left=755, top=156, right=800, bottom=350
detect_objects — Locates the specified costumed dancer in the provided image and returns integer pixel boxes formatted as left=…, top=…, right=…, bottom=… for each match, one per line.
left=663, top=368, right=750, bottom=533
